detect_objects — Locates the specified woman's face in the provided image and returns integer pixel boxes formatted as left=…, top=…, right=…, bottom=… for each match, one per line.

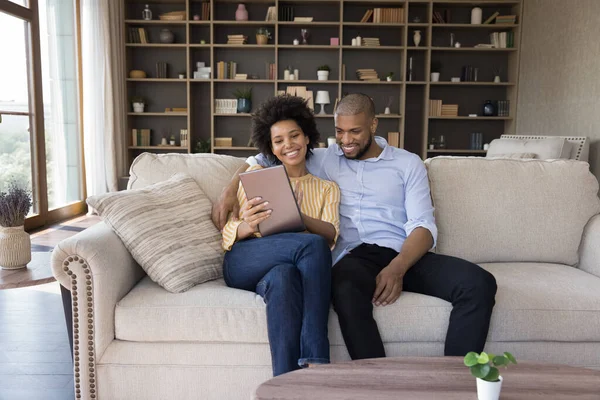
left=270, top=119, right=309, bottom=167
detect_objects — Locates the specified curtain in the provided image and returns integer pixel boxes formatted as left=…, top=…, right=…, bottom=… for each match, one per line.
left=80, top=0, right=126, bottom=195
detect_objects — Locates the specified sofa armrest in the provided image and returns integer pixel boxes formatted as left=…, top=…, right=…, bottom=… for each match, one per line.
left=579, top=214, right=600, bottom=278
left=51, top=221, right=145, bottom=400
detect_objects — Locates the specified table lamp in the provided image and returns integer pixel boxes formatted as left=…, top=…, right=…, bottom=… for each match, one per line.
left=315, top=91, right=330, bottom=115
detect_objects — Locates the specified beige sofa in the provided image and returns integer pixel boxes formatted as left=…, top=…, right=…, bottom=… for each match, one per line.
left=52, top=153, right=600, bottom=400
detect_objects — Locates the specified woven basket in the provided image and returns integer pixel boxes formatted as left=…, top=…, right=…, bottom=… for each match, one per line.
left=0, top=226, right=31, bottom=270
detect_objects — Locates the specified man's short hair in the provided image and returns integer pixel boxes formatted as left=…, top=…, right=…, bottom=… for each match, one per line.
left=334, top=93, right=375, bottom=120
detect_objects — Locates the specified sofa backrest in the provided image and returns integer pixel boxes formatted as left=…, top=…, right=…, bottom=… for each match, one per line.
left=424, top=157, right=600, bottom=266
left=128, top=152, right=246, bottom=205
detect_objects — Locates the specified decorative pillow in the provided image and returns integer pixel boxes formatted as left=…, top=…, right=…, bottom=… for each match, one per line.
left=486, top=138, right=571, bottom=160
left=486, top=152, right=537, bottom=159
left=87, top=173, right=224, bottom=293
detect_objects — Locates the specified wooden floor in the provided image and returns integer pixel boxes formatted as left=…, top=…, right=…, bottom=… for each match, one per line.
left=0, top=215, right=100, bottom=400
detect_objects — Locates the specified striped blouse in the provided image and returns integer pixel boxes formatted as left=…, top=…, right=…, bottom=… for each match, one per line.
left=222, top=165, right=341, bottom=251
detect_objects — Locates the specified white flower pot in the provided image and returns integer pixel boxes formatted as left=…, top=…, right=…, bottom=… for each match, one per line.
left=317, top=70, right=329, bottom=81
left=430, top=72, right=440, bottom=82
left=133, top=102, right=145, bottom=113
left=0, top=226, right=31, bottom=270
left=476, top=376, right=503, bottom=400
left=494, top=76, right=501, bottom=83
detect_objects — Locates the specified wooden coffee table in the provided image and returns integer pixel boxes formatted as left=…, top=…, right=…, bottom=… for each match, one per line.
left=254, top=357, right=600, bottom=399
left=0, top=251, right=74, bottom=355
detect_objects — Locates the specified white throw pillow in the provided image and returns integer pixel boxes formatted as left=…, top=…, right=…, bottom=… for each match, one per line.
left=486, top=138, right=571, bottom=160
left=87, top=173, right=224, bottom=293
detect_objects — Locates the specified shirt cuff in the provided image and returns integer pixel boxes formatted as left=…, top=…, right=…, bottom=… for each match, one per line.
left=404, top=220, right=438, bottom=251
left=245, top=156, right=258, bottom=166
left=222, top=220, right=245, bottom=251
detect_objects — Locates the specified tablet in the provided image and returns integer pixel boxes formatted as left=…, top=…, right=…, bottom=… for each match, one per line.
left=239, top=165, right=306, bottom=237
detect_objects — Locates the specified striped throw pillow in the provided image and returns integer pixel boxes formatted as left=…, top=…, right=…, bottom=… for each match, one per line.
left=87, top=173, right=224, bottom=293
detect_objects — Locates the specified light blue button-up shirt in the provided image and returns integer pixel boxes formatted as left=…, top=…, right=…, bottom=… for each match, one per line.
left=249, top=137, right=437, bottom=264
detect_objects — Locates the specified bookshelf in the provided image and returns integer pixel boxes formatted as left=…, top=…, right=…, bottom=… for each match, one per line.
left=123, top=0, right=522, bottom=176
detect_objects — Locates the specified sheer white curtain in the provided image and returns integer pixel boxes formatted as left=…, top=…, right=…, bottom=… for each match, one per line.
left=81, top=0, right=126, bottom=195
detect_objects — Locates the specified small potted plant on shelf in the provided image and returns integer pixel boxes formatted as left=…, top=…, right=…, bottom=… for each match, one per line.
left=430, top=61, right=442, bottom=82
left=317, top=65, right=330, bottom=81
left=256, top=27, right=271, bottom=45
left=464, top=351, right=517, bottom=400
left=386, top=72, right=394, bottom=82
left=169, top=134, right=176, bottom=146
left=0, top=181, right=32, bottom=270
left=233, top=87, right=252, bottom=113
left=131, top=96, right=146, bottom=113
left=492, top=66, right=502, bottom=83
left=194, top=139, right=211, bottom=153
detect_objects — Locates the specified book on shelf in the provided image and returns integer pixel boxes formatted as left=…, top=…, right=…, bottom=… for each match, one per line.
left=441, top=104, right=459, bottom=117
left=132, top=129, right=151, bottom=146
left=155, top=62, right=168, bottom=78
left=294, top=17, right=313, bottom=22
left=227, top=35, right=248, bottom=45
left=201, top=2, right=210, bottom=21
left=429, top=100, right=442, bottom=117
left=372, top=8, right=403, bottom=24
left=356, top=69, right=379, bottom=81
left=432, top=9, right=450, bottom=24
left=362, top=38, right=380, bottom=47
left=360, top=9, right=373, bottom=23
left=128, top=27, right=149, bottom=44
left=497, top=100, right=510, bottom=117
left=483, top=11, right=500, bottom=24
left=388, top=132, right=400, bottom=148
left=217, top=61, right=238, bottom=79
left=495, top=15, right=517, bottom=24
left=279, top=6, right=294, bottom=22
left=265, top=6, right=276, bottom=21
left=180, top=129, right=188, bottom=147
left=490, top=32, right=514, bottom=48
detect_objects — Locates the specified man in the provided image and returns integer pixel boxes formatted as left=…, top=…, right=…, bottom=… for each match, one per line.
left=212, top=93, right=497, bottom=359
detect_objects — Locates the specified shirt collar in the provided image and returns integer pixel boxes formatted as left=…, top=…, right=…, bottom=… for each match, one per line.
left=334, top=136, right=393, bottom=161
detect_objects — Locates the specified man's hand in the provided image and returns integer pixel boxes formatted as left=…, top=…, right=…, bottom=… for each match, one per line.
left=212, top=186, right=240, bottom=231
left=372, top=266, right=404, bottom=307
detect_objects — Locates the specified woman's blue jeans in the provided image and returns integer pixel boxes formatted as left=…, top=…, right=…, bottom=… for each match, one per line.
left=223, top=232, right=332, bottom=376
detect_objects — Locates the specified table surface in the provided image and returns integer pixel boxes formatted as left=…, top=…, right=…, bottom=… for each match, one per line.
left=253, top=356, right=600, bottom=400
left=0, top=252, right=55, bottom=289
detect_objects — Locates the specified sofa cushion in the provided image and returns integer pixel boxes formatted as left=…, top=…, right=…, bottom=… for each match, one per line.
left=486, top=137, right=571, bottom=160
left=128, top=152, right=246, bottom=205
left=87, top=173, right=224, bottom=293
left=425, top=158, right=600, bottom=265
left=115, top=263, right=600, bottom=344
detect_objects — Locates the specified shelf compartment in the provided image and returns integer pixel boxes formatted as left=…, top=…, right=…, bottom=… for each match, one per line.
left=277, top=80, right=340, bottom=84
left=127, top=112, right=188, bottom=116
left=342, top=80, right=403, bottom=85
left=342, top=45, right=404, bottom=50
left=278, top=45, right=340, bottom=50
left=428, top=116, right=512, bottom=120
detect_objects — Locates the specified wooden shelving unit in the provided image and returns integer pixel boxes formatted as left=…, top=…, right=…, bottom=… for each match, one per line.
left=123, top=0, right=522, bottom=172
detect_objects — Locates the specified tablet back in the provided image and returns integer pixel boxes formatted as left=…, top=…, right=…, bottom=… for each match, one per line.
left=239, top=165, right=306, bottom=236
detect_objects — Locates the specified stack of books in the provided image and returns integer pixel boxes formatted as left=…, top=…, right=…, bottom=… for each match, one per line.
left=285, top=86, right=314, bottom=110
left=429, top=100, right=443, bottom=117
left=495, top=15, right=517, bottom=24
left=359, top=8, right=404, bottom=23
left=155, top=62, right=168, bottom=78
left=265, top=62, right=275, bottom=80
left=128, top=27, right=149, bottom=43
left=497, top=100, right=510, bottom=117
left=227, top=35, right=247, bottom=45
left=441, top=104, right=459, bottom=117
left=362, top=38, right=380, bottom=47
left=356, top=69, right=379, bottom=81
left=200, top=2, right=210, bottom=21
left=180, top=129, right=188, bottom=147
left=432, top=9, right=450, bottom=23
left=234, top=74, right=247, bottom=80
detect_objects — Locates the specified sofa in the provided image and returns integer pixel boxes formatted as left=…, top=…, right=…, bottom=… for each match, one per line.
left=52, top=152, right=600, bottom=400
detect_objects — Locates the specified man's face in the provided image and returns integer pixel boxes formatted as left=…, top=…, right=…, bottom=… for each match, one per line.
left=334, top=112, right=377, bottom=160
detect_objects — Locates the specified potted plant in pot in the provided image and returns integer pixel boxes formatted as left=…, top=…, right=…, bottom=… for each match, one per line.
left=233, top=87, right=252, bottom=113
left=256, top=27, right=271, bottom=45
left=131, top=96, right=146, bottom=113
left=0, top=181, right=32, bottom=270
left=464, top=351, right=517, bottom=400
left=317, top=65, right=330, bottom=81
left=430, top=61, right=442, bottom=82
left=386, top=72, right=394, bottom=82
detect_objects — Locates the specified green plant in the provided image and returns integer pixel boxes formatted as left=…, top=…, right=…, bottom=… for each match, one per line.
left=233, top=87, right=252, bottom=100
left=431, top=61, right=442, bottom=73
left=0, top=181, right=32, bottom=227
left=464, top=351, right=517, bottom=382
left=194, top=139, right=211, bottom=153
left=256, top=27, right=272, bottom=38
left=387, top=72, right=394, bottom=78
left=131, top=96, right=145, bottom=104
left=317, top=65, right=330, bottom=72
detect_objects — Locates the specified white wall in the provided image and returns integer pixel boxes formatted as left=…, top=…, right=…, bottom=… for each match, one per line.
left=517, top=0, right=600, bottom=178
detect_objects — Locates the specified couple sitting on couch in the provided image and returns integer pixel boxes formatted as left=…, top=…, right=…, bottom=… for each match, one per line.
left=214, top=93, right=498, bottom=377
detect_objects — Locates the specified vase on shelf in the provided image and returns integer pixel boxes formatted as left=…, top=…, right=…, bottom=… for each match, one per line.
left=430, top=72, right=440, bottom=82
left=133, top=102, right=145, bottom=113
left=413, top=30, right=422, bottom=47
left=159, top=29, right=174, bottom=44
left=235, top=4, right=248, bottom=21
left=256, top=34, right=268, bottom=45
left=471, top=7, right=483, bottom=24
left=0, top=226, right=31, bottom=270
left=142, top=4, right=152, bottom=21
left=483, top=100, right=496, bottom=116
left=494, top=75, right=501, bottom=83
left=237, top=98, right=251, bottom=113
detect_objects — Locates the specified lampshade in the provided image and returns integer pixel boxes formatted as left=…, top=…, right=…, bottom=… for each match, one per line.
left=315, top=91, right=330, bottom=105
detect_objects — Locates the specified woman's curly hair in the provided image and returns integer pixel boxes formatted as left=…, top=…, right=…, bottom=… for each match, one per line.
left=251, top=95, right=320, bottom=163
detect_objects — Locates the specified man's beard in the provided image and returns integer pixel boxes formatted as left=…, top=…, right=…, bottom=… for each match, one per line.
left=344, top=134, right=373, bottom=160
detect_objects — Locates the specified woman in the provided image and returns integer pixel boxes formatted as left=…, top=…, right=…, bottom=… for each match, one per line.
left=221, top=95, right=340, bottom=377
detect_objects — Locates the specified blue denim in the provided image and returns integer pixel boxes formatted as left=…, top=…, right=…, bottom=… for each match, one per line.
left=223, top=232, right=332, bottom=376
